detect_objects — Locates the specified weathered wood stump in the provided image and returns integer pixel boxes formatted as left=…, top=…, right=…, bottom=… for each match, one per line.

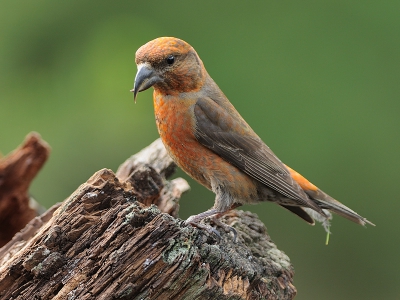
left=0, top=136, right=296, bottom=300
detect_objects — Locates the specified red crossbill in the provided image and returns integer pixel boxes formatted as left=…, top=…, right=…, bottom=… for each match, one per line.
left=131, top=37, right=374, bottom=231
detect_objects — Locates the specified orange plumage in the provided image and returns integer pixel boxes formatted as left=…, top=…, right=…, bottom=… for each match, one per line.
left=132, top=37, right=374, bottom=229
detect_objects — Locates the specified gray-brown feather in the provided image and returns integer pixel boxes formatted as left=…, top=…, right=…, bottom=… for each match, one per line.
left=193, top=96, right=325, bottom=215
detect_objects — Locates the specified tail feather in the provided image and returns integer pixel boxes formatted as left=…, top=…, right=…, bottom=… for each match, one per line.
left=314, top=198, right=375, bottom=226
left=286, top=166, right=374, bottom=227
left=305, top=189, right=375, bottom=227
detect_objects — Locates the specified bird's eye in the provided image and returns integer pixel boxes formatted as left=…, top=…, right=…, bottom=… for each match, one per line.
left=166, top=55, right=175, bottom=65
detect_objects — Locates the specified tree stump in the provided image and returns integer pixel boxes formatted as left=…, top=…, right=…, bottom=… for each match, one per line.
left=0, top=137, right=296, bottom=300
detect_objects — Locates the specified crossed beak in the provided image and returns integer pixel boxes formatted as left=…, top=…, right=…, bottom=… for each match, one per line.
left=130, top=64, right=162, bottom=103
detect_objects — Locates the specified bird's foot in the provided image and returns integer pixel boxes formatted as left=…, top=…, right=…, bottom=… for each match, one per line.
left=185, top=209, right=223, bottom=240
left=210, top=217, right=238, bottom=243
left=185, top=208, right=238, bottom=242
left=185, top=220, right=221, bottom=240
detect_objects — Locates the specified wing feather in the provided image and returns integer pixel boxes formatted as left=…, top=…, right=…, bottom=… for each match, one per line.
left=193, top=97, right=325, bottom=212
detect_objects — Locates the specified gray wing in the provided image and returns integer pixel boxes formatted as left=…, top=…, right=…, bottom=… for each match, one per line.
left=193, top=97, right=324, bottom=212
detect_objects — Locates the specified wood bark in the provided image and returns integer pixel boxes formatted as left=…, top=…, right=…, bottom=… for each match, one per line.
left=0, top=137, right=296, bottom=300
left=0, top=132, right=50, bottom=247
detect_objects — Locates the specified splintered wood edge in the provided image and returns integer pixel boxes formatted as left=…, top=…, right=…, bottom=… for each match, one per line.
left=0, top=168, right=296, bottom=300
left=116, top=138, right=176, bottom=181
left=115, top=138, right=189, bottom=217
left=0, top=132, right=50, bottom=185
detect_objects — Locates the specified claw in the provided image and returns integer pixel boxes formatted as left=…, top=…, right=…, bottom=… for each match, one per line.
left=211, top=217, right=238, bottom=243
left=229, top=226, right=238, bottom=243
left=185, top=220, right=221, bottom=241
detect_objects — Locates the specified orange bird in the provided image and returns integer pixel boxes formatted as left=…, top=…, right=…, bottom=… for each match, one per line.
left=132, top=37, right=374, bottom=230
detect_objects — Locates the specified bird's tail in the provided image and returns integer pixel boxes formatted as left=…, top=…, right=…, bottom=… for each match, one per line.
left=285, top=165, right=374, bottom=227
left=305, top=189, right=375, bottom=227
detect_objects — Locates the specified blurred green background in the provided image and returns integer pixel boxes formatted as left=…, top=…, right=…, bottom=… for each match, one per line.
left=1, top=1, right=399, bottom=299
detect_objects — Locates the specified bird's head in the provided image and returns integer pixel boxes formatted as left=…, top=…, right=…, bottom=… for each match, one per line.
left=131, top=37, right=206, bottom=101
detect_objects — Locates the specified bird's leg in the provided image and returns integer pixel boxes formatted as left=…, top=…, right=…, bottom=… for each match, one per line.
left=185, top=204, right=241, bottom=242
left=185, top=208, right=220, bottom=225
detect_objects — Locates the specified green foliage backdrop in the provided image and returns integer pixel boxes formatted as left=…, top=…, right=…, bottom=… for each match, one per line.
left=1, top=1, right=399, bottom=299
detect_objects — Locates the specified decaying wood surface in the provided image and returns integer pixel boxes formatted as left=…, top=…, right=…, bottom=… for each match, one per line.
left=0, top=132, right=50, bottom=247
left=116, top=139, right=187, bottom=218
left=0, top=138, right=296, bottom=300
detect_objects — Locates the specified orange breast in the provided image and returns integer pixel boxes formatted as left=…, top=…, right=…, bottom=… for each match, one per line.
left=153, top=91, right=211, bottom=188
left=153, top=91, right=258, bottom=201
